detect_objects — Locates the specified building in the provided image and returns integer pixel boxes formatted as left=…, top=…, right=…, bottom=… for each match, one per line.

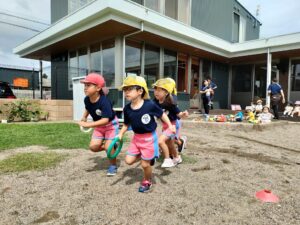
left=14, top=0, right=300, bottom=109
left=0, top=65, right=51, bottom=99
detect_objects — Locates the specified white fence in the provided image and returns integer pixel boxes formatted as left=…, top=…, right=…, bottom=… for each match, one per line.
left=12, top=89, right=51, bottom=99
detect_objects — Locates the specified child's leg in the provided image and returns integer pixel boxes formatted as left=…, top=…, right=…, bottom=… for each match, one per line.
left=167, top=139, right=177, bottom=158
left=125, top=155, right=139, bottom=165
left=104, top=139, right=117, bottom=166
left=141, top=159, right=152, bottom=181
left=89, top=139, right=104, bottom=152
left=158, top=134, right=171, bottom=159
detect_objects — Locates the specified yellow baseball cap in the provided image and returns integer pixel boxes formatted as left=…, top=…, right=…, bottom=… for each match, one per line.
left=120, top=75, right=149, bottom=99
left=152, top=78, right=177, bottom=95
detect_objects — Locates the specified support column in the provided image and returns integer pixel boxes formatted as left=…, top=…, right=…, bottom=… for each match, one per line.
left=187, top=55, right=192, bottom=93
left=266, top=48, right=272, bottom=106
left=115, top=36, right=123, bottom=87
left=287, top=58, right=291, bottom=102
left=228, top=64, right=232, bottom=108
left=159, top=47, right=164, bottom=78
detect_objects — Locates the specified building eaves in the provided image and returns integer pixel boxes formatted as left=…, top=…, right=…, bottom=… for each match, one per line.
left=13, top=0, right=300, bottom=60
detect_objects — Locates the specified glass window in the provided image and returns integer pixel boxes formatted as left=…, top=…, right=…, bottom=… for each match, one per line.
left=232, top=65, right=252, bottom=92
left=233, top=13, right=240, bottom=43
left=145, top=44, right=160, bottom=87
left=165, top=0, right=177, bottom=19
left=178, top=0, right=190, bottom=24
left=131, top=0, right=144, bottom=5
left=202, top=59, right=211, bottom=80
left=145, top=0, right=159, bottom=11
left=90, top=43, right=101, bottom=73
left=68, top=0, right=93, bottom=14
left=164, top=49, right=177, bottom=80
left=125, top=40, right=142, bottom=76
left=68, top=51, right=78, bottom=90
left=78, top=47, right=88, bottom=77
left=291, top=60, right=300, bottom=91
left=102, top=39, right=115, bottom=87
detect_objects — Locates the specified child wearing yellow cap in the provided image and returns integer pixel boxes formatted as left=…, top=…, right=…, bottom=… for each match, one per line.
left=152, top=78, right=189, bottom=168
left=118, top=75, right=175, bottom=193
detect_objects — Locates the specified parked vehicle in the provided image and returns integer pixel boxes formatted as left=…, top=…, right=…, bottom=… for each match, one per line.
left=0, top=81, right=16, bottom=98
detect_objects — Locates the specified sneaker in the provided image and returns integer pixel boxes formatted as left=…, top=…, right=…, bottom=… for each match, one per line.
left=173, top=155, right=183, bottom=165
left=208, top=101, right=212, bottom=106
left=161, top=158, right=175, bottom=168
left=138, top=180, right=152, bottom=193
left=178, top=136, right=187, bottom=152
left=107, top=165, right=117, bottom=176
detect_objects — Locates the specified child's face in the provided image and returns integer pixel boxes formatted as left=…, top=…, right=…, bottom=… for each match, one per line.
left=154, top=87, right=168, bottom=101
left=263, top=107, right=269, bottom=113
left=123, top=85, right=143, bottom=101
left=204, top=80, right=208, bottom=86
left=84, top=83, right=100, bottom=97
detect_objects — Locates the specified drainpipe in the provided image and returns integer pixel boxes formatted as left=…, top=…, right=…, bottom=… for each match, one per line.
left=122, top=21, right=144, bottom=108
left=266, top=48, right=272, bottom=106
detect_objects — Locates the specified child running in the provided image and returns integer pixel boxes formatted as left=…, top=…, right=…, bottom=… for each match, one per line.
left=79, top=73, right=119, bottom=176
left=118, top=75, right=175, bottom=193
left=153, top=78, right=189, bottom=168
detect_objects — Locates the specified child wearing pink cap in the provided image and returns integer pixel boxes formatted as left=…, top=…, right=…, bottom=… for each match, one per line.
left=118, top=75, right=175, bottom=193
left=79, top=73, right=119, bottom=176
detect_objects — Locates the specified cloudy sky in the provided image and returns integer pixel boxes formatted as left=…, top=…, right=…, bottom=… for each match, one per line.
left=0, top=0, right=50, bottom=69
left=0, top=0, right=300, bottom=69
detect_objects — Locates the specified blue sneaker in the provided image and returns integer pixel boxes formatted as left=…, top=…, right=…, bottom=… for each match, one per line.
left=138, top=180, right=152, bottom=193
left=107, top=165, right=117, bottom=176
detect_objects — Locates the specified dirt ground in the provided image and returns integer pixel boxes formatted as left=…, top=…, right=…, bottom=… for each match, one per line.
left=0, top=119, right=300, bottom=225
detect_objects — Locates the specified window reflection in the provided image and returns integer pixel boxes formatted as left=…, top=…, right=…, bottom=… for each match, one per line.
left=102, top=40, right=115, bottom=87
left=232, top=65, right=252, bottom=92
left=90, top=43, right=101, bottom=73
left=164, top=49, right=177, bottom=80
left=78, top=47, right=88, bottom=77
left=145, top=0, right=159, bottom=11
left=145, top=44, right=160, bottom=87
left=125, top=40, right=142, bottom=76
left=165, top=0, right=177, bottom=19
left=291, top=60, right=300, bottom=91
left=68, top=51, right=78, bottom=90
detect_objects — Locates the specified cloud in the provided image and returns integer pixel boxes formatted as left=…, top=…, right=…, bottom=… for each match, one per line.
left=0, top=0, right=50, bottom=68
left=239, top=0, right=300, bottom=38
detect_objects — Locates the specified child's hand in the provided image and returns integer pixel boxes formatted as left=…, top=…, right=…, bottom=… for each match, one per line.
left=169, top=124, right=176, bottom=134
left=181, top=110, right=189, bottom=118
left=78, top=121, right=90, bottom=128
left=118, top=133, right=123, bottom=140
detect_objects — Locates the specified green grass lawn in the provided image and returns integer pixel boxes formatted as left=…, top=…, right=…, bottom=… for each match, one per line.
left=0, top=123, right=91, bottom=150
left=0, top=152, right=67, bottom=173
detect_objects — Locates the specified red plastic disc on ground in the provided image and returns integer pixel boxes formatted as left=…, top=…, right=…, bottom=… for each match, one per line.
left=255, top=189, right=279, bottom=203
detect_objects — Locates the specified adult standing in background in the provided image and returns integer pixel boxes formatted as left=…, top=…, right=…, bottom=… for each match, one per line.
left=199, top=79, right=211, bottom=115
left=268, top=78, right=285, bottom=119
left=206, top=76, right=217, bottom=109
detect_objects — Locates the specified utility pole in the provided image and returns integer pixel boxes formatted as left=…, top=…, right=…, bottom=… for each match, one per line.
left=40, top=60, right=43, bottom=99
left=32, top=69, right=35, bottom=99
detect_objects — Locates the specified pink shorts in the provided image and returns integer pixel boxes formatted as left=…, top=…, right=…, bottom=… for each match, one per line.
left=126, top=132, right=159, bottom=160
left=92, top=117, right=119, bottom=140
left=162, top=120, right=180, bottom=140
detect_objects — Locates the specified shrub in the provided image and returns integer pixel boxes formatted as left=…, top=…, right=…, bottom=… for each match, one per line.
left=2, top=99, right=46, bottom=122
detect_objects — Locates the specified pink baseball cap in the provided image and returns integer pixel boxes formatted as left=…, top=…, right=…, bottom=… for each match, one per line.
left=80, top=73, right=105, bottom=88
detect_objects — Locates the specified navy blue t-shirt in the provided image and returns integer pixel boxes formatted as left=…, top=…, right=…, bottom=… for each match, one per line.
left=268, top=83, right=282, bottom=95
left=153, top=98, right=180, bottom=122
left=124, top=100, right=163, bottom=134
left=84, top=95, right=115, bottom=122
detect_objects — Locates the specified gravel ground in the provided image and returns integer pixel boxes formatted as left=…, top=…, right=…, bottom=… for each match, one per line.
left=0, top=120, right=299, bottom=225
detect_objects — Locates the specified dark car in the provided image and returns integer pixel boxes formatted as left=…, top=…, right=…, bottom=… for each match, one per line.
left=0, top=81, right=16, bottom=98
